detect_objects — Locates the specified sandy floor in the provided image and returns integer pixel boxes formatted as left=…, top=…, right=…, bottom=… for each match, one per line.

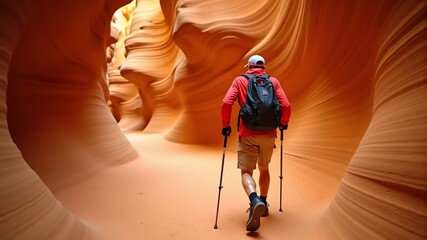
left=54, top=132, right=340, bottom=240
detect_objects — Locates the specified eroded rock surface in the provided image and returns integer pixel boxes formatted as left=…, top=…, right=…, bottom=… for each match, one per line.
left=1, top=0, right=425, bottom=239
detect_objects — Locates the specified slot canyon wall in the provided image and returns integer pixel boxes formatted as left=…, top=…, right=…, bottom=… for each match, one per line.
left=0, top=0, right=426, bottom=240
left=1, top=0, right=137, bottom=239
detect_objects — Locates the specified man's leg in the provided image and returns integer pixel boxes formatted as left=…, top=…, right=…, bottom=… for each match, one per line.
left=238, top=137, right=258, bottom=197
left=241, top=169, right=256, bottom=195
left=257, top=136, right=275, bottom=216
left=259, top=165, right=270, bottom=197
left=238, top=136, right=265, bottom=232
left=241, top=169, right=265, bottom=232
left=259, top=165, right=270, bottom=216
left=241, top=169, right=260, bottom=210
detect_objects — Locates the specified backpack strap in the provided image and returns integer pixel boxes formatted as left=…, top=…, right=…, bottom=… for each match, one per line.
left=237, top=74, right=252, bottom=131
left=242, top=73, right=253, bottom=80
left=238, top=74, right=260, bottom=131
left=243, top=74, right=270, bottom=83
left=261, top=74, right=270, bottom=80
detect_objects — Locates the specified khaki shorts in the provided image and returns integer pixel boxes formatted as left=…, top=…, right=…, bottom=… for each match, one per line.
left=237, top=135, right=276, bottom=170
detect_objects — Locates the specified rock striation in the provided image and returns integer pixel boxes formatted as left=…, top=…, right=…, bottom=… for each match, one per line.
left=0, top=0, right=425, bottom=239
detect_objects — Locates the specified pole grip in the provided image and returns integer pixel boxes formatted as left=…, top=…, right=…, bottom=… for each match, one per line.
left=280, top=128, right=284, bottom=141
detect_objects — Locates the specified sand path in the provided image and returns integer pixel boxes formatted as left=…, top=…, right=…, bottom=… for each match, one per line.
left=54, top=132, right=341, bottom=240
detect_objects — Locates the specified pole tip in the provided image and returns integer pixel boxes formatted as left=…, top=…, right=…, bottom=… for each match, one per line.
left=279, top=208, right=283, bottom=212
left=214, top=225, right=218, bottom=229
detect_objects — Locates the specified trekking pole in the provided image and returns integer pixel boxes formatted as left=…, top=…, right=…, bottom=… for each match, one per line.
left=214, top=135, right=228, bottom=229
left=279, top=128, right=284, bottom=212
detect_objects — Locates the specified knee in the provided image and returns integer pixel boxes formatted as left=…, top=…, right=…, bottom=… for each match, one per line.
left=241, top=169, right=253, bottom=176
left=259, top=165, right=269, bottom=174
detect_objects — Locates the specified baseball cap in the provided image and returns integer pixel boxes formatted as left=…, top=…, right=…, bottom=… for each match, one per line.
left=244, top=54, right=265, bottom=67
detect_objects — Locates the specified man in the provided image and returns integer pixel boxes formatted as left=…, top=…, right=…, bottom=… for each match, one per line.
left=221, top=54, right=291, bottom=232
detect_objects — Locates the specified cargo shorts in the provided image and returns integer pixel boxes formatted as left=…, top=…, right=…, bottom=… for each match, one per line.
left=237, top=135, right=276, bottom=170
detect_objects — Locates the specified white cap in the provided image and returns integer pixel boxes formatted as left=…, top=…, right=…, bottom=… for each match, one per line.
left=244, top=54, right=265, bottom=67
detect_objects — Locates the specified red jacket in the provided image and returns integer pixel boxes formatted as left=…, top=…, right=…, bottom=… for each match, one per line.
left=221, top=68, right=291, bottom=137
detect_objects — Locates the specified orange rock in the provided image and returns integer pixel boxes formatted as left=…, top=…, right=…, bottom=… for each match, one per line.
left=1, top=0, right=425, bottom=239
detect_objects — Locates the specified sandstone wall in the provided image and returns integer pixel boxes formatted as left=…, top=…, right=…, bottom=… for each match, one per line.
left=0, top=0, right=425, bottom=239
left=1, top=1, right=137, bottom=239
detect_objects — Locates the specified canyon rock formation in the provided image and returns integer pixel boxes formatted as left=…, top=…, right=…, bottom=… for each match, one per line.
left=0, top=0, right=426, bottom=239
left=1, top=1, right=137, bottom=239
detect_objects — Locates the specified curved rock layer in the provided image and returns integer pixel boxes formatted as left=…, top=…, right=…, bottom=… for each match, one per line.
left=1, top=0, right=137, bottom=239
left=120, top=0, right=182, bottom=133
left=324, top=2, right=427, bottom=239
left=0, top=0, right=426, bottom=240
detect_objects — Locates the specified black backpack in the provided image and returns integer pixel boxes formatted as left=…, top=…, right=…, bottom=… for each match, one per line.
left=238, top=74, right=282, bottom=131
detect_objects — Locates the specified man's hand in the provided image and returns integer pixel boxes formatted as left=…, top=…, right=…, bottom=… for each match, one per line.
left=279, top=125, right=288, bottom=131
left=222, top=126, right=232, bottom=136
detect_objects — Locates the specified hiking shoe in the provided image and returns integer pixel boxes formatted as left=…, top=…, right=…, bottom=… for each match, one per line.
left=245, top=197, right=266, bottom=232
left=262, top=203, right=270, bottom=217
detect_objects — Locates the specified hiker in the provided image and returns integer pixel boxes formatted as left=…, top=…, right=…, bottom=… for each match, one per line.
left=221, top=54, right=291, bottom=232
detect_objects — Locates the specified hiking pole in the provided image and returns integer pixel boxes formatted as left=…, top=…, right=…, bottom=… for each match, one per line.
left=279, top=128, right=284, bottom=212
left=214, top=135, right=228, bottom=229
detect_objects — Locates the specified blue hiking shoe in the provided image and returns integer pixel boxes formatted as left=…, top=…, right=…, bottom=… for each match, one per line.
left=246, top=197, right=266, bottom=232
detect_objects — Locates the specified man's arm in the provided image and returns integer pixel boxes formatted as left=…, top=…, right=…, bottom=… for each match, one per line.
left=221, top=104, right=233, bottom=128
left=221, top=79, right=239, bottom=128
left=274, top=80, right=291, bottom=126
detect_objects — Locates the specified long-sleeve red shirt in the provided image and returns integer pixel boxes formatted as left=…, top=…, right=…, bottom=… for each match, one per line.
left=221, top=68, right=291, bottom=137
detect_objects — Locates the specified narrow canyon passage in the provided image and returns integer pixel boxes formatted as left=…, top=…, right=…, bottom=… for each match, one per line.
left=1, top=1, right=425, bottom=240
left=54, top=132, right=340, bottom=240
